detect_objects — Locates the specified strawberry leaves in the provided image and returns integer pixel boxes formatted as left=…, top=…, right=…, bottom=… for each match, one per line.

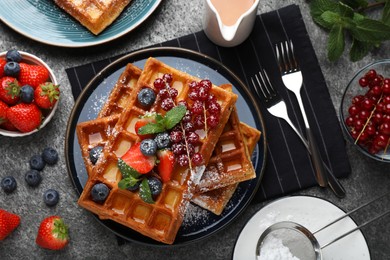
left=310, top=0, right=390, bottom=61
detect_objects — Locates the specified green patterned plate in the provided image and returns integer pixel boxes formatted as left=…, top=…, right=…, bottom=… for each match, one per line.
left=0, top=0, right=161, bottom=47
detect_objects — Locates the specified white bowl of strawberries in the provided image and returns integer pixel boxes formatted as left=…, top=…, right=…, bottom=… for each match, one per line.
left=0, top=50, right=59, bottom=137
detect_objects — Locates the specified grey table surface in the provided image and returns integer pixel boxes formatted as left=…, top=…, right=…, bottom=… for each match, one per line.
left=0, top=0, right=389, bottom=259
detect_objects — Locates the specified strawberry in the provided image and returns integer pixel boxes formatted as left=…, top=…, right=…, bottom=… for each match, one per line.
left=121, top=142, right=155, bottom=174
left=34, top=82, right=60, bottom=109
left=134, top=116, right=156, bottom=140
left=0, top=209, right=21, bottom=240
left=7, top=103, right=42, bottom=133
left=0, top=59, right=6, bottom=77
left=157, top=150, right=175, bottom=182
left=0, top=76, right=20, bottom=105
left=18, top=63, right=49, bottom=89
left=36, top=216, right=69, bottom=250
left=0, top=100, right=8, bottom=125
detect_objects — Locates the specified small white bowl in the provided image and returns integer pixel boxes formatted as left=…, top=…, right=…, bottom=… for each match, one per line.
left=0, top=51, right=59, bottom=137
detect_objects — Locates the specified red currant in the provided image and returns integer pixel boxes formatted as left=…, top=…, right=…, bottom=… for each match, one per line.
left=191, top=153, right=203, bottom=166
left=359, top=77, right=369, bottom=87
left=177, top=154, right=189, bottom=167
left=163, top=73, right=173, bottom=83
left=154, top=78, right=165, bottom=89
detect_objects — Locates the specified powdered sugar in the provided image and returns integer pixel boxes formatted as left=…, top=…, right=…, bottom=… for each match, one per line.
left=258, top=234, right=300, bottom=260
left=182, top=203, right=209, bottom=228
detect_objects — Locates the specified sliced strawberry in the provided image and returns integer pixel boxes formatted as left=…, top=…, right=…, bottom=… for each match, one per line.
left=0, top=59, right=6, bottom=78
left=121, top=142, right=155, bottom=174
left=7, top=103, right=42, bottom=133
left=0, top=77, right=20, bottom=105
left=157, top=150, right=175, bottom=182
left=134, top=116, right=156, bottom=139
left=36, top=216, right=69, bottom=250
left=0, top=209, right=21, bottom=240
left=19, top=63, right=49, bottom=89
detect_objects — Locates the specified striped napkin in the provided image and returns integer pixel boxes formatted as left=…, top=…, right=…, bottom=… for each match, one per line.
left=66, top=4, right=351, bottom=203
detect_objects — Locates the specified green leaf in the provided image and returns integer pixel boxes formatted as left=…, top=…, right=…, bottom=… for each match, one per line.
left=350, top=18, right=390, bottom=42
left=350, top=39, right=374, bottom=61
left=338, top=2, right=354, bottom=18
left=138, top=121, right=165, bottom=135
left=383, top=0, right=390, bottom=26
left=139, top=179, right=154, bottom=204
left=327, top=24, right=345, bottom=61
left=117, top=158, right=141, bottom=179
left=340, top=0, right=368, bottom=9
left=310, top=0, right=339, bottom=18
left=321, top=11, right=341, bottom=25
left=162, top=105, right=187, bottom=129
left=353, top=12, right=365, bottom=22
left=118, top=177, right=140, bottom=190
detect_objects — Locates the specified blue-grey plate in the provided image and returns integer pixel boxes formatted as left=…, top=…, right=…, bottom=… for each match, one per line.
left=0, top=0, right=161, bottom=47
left=65, top=47, right=267, bottom=246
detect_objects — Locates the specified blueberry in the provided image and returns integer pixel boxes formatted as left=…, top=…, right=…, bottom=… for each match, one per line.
left=147, top=177, right=162, bottom=197
left=89, top=146, right=103, bottom=165
left=30, top=154, right=46, bottom=171
left=137, top=88, right=156, bottom=107
left=43, top=189, right=59, bottom=207
left=1, top=176, right=17, bottom=193
left=91, top=183, right=110, bottom=203
left=42, top=147, right=58, bottom=165
left=4, top=61, right=20, bottom=77
left=25, top=170, right=42, bottom=187
left=20, top=85, right=34, bottom=103
left=6, top=50, right=22, bottom=62
left=154, top=132, right=171, bottom=149
left=126, top=181, right=140, bottom=192
left=140, top=139, right=157, bottom=156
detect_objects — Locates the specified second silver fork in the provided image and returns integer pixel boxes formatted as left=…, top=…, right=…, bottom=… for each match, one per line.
left=276, top=40, right=328, bottom=188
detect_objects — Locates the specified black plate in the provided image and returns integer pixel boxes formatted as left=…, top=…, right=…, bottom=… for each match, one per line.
left=65, top=47, right=267, bottom=246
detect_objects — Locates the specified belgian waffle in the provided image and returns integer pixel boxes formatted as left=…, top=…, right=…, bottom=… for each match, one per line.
left=77, top=64, right=258, bottom=216
left=77, top=58, right=238, bottom=244
left=192, top=122, right=260, bottom=215
left=194, top=84, right=257, bottom=193
left=54, top=0, right=132, bottom=35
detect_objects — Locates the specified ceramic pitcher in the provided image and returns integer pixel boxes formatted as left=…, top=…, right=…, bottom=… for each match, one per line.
left=202, top=0, right=259, bottom=47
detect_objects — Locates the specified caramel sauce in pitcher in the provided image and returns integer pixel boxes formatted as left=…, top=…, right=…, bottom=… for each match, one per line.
left=210, top=0, right=255, bottom=26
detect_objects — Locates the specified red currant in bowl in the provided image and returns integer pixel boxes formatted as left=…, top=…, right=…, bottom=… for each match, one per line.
left=340, top=59, right=390, bottom=162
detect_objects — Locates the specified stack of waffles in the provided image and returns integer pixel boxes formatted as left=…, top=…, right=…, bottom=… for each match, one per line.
left=54, top=0, right=132, bottom=35
left=76, top=58, right=261, bottom=244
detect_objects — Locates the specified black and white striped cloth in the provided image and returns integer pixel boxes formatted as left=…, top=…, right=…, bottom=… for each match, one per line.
left=66, top=4, right=351, bottom=203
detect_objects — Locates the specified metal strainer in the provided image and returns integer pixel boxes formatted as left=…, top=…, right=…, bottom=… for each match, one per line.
left=256, top=192, right=390, bottom=260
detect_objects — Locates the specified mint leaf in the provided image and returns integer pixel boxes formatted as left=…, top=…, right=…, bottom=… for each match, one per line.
left=338, top=2, right=354, bottom=18
left=350, top=39, right=374, bottom=61
left=117, top=158, right=141, bottom=179
left=310, top=0, right=339, bottom=18
left=350, top=18, right=390, bottom=42
left=383, top=1, right=390, bottom=26
left=162, top=105, right=187, bottom=129
left=328, top=24, right=345, bottom=61
left=353, top=12, right=365, bottom=22
left=139, top=179, right=154, bottom=204
left=138, top=121, right=165, bottom=135
left=321, top=11, right=341, bottom=25
left=118, top=177, right=140, bottom=190
left=340, top=0, right=368, bottom=9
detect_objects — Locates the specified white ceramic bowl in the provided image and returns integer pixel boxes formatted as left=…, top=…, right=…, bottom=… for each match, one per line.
left=0, top=51, right=59, bottom=137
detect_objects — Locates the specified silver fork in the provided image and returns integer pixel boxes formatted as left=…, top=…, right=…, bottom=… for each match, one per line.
left=251, top=68, right=346, bottom=198
left=276, top=40, right=328, bottom=188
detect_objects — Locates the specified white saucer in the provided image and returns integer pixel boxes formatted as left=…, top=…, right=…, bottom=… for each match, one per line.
left=233, top=196, right=370, bottom=260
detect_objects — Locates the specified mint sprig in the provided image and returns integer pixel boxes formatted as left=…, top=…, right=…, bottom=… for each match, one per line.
left=138, top=105, right=187, bottom=135
left=117, top=158, right=156, bottom=204
left=310, top=0, right=390, bottom=61
left=139, top=179, right=155, bottom=204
